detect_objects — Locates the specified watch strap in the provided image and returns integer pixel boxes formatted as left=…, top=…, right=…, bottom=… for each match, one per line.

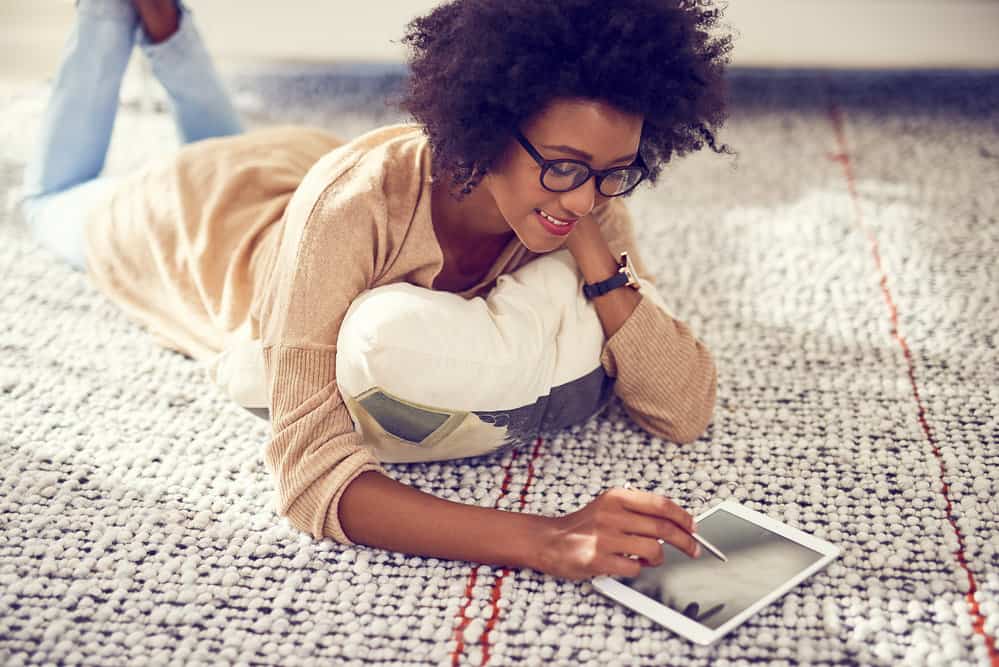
left=583, top=271, right=630, bottom=299
left=582, top=252, right=639, bottom=300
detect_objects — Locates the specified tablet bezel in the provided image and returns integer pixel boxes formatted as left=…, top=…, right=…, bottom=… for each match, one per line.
left=590, top=500, right=840, bottom=645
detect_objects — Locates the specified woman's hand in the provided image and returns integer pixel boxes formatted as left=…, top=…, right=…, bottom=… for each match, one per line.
left=563, top=215, right=606, bottom=263
left=531, top=488, right=701, bottom=581
left=562, top=214, right=642, bottom=340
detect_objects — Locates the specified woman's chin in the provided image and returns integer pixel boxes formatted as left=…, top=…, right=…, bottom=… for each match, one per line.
left=524, top=236, right=567, bottom=254
left=513, top=223, right=569, bottom=254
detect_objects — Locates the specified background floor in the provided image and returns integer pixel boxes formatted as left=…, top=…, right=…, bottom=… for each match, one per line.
left=0, top=53, right=997, bottom=667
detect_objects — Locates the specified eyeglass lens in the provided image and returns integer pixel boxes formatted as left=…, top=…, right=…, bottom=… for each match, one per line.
left=542, top=162, right=644, bottom=196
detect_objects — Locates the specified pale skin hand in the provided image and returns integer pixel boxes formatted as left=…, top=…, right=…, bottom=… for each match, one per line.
left=533, top=487, right=701, bottom=581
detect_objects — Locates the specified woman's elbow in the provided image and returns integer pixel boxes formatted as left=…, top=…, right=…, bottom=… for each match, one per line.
left=633, top=359, right=717, bottom=444
left=687, top=362, right=718, bottom=441
left=671, top=400, right=715, bottom=444
left=679, top=358, right=718, bottom=442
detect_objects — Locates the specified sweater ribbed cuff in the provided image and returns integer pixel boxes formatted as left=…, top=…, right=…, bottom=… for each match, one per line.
left=599, top=295, right=683, bottom=380
left=599, top=295, right=716, bottom=443
left=280, top=442, right=386, bottom=545
left=264, top=345, right=387, bottom=544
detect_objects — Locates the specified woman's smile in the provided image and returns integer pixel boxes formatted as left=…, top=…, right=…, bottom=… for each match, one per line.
left=534, top=208, right=578, bottom=236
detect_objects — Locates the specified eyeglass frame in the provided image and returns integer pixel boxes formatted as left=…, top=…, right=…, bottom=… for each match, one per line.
left=513, top=129, right=649, bottom=197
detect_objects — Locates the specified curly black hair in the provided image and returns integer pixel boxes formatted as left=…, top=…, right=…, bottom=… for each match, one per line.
left=399, top=0, right=733, bottom=197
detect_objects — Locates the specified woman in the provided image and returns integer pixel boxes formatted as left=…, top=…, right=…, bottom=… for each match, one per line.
left=20, top=0, right=731, bottom=580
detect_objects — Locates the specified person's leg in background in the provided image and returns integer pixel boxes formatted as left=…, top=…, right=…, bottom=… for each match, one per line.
left=135, top=0, right=243, bottom=144
left=19, top=0, right=140, bottom=270
left=19, top=0, right=243, bottom=271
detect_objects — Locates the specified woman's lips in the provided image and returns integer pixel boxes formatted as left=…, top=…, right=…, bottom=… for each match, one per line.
left=534, top=209, right=577, bottom=236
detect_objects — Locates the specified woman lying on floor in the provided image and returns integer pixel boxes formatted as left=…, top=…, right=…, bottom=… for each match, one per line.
left=20, top=0, right=731, bottom=580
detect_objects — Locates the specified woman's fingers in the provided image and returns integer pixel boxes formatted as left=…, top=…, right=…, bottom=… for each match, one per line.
left=615, top=489, right=699, bottom=558
left=617, top=489, right=695, bottom=531
left=626, top=489, right=694, bottom=531
left=624, top=515, right=700, bottom=559
left=610, top=534, right=665, bottom=567
left=607, top=552, right=645, bottom=578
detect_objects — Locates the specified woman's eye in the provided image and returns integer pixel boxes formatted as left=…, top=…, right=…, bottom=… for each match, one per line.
left=550, top=163, right=577, bottom=177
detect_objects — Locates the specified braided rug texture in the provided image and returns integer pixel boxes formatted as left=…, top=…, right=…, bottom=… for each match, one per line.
left=1, top=68, right=997, bottom=666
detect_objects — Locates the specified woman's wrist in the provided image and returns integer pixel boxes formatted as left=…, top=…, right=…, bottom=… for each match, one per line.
left=566, top=217, right=620, bottom=284
left=521, top=513, right=562, bottom=573
left=565, top=216, right=642, bottom=338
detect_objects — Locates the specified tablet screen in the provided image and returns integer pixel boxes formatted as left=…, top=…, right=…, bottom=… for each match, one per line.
left=615, top=508, right=825, bottom=630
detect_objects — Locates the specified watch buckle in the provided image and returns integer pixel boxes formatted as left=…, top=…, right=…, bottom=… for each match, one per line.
left=619, top=252, right=639, bottom=288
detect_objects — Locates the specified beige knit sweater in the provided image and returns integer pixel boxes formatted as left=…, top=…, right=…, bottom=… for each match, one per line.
left=83, top=123, right=717, bottom=545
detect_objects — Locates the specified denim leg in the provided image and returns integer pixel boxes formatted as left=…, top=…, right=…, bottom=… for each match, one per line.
left=19, top=0, right=138, bottom=271
left=137, top=1, right=244, bottom=144
left=22, top=0, right=138, bottom=199
left=20, top=178, right=121, bottom=271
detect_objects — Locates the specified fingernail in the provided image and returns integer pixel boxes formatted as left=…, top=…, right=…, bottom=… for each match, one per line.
left=694, top=545, right=702, bottom=558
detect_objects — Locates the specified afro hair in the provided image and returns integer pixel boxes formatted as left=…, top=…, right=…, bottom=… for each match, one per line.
left=399, top=0, right=734, bottom=197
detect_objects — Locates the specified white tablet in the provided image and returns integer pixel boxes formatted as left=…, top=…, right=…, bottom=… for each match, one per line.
left=591, top=500, right=840, bottom=645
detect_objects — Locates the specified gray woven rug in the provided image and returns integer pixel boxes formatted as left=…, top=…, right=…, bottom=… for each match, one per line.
left=1, top=65, right=997, bottom=666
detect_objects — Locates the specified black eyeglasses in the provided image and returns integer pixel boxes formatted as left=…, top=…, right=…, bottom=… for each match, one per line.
left=514, top=130, right=648, bottom=197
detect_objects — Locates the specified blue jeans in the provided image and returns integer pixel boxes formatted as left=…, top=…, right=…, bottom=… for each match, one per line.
left=19, top=0, right=243, bottom=271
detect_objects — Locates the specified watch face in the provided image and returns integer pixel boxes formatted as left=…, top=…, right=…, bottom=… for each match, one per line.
left=620, top=253, right=639, bottom=287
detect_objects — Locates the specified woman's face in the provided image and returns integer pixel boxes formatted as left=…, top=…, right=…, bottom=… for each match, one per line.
left=481, top=98, right=644, bottom=254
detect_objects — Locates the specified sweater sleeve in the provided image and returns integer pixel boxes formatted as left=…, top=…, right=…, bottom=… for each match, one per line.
left=592, top=199, right=718, bottom=444
left=256, top=163, right=390, bottom=545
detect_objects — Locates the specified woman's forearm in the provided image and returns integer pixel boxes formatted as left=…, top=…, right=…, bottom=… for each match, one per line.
left=567, top=215, right=717, bottom=443
left=565, top=217, right=642, bottom=339
left=338, top=470, right=551, bottom=571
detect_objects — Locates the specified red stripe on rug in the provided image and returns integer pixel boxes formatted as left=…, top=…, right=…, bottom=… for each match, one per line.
left=479, top=437, right=544, bottom=665
left=827, top=102, right=999, bottom=666
left=449, top=437, right=545, bottom=667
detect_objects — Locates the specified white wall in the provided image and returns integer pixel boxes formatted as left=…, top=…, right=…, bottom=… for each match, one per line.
left=183, top=0, right=441, bottom=64
left=187, top=0, right=999, bottom=69
left=2, top=0, right=998, bottom=83
left=723, top=0, right=999, bottom=69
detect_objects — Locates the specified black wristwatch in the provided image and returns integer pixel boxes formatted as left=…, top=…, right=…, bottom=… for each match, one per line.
left=582, top=252, right=640, bottom=300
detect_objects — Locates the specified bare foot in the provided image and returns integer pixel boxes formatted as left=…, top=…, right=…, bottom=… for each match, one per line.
left=132, top=0, right=179, bottom=44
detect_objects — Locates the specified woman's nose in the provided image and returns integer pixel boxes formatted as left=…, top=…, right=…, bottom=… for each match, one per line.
left=558, top=177, right=598, bottom=219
